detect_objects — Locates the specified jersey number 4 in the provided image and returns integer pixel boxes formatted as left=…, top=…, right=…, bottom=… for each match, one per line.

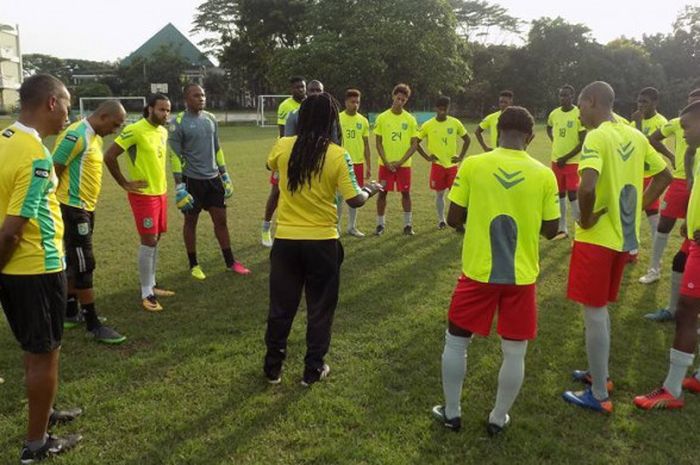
left=391, top=131, right=402, bottom=142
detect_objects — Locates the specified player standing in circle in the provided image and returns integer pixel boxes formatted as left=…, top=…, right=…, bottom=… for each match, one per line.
left=475, top=90, right=513, bottom=152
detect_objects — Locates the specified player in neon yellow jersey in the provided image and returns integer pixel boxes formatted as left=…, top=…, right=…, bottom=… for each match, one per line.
left=475, top=90, right=513, bottom=151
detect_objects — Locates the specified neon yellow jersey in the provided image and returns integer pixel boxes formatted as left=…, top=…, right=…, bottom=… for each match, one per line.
left=613, top=113, right=631, bottom=125
left=478, top=110, right=501, bottom=148
left=53, top=120, right=103, bottom=211
left=661, top=117, right=698, bottom=180
left=639, top=113, right=668, bottom=137
left=575, top=121, right=667, bottom=252
left=267, top=137, right=362, bottom=240
left=687, top=163, right=700, bottom=240
left=114, top=118, right=169, bottom=196
left=418, top=116, right=467, bottom=168
left=277, top=97, right=301, bottom=126
left=339, top=111, right=369, bottom=164
left=0, top=123, right=64, bottom=275
left=374, top=109, right=418, bottom=167
left=448, top=147, right=560, bottom=285
left=547, top=106, right=585, bottom=163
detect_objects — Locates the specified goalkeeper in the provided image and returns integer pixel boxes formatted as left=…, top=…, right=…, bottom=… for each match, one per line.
left=168, top=83, right=251, bottom=279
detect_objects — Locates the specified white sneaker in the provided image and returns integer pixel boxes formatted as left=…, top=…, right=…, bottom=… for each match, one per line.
left=639, top=268, right=661, bottom=284
left=347, top=228, right=365, bottom=238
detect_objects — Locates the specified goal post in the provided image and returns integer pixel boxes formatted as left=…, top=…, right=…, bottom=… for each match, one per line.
left=257, top=95, right=291, bottom=127
left=78, top=96, right=147, bottom=124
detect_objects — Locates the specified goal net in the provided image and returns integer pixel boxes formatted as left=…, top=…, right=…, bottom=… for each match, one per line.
left=78, top=96, right=147, bottom=124
left=257, top=95, right=291, bottom=127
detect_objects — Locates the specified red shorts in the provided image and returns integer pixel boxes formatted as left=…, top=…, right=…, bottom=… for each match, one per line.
left=660, top=178, right=690, bottom=219
left=681, top=242, right=700, bottom=299
left=448, top=274, right=537, bottom=340
left=644, top=177, right=660, bottom=211
left=430, top=163, right=458, bottom=191
left=128, top=193, right=168, bottom=235
left=567, top=241, right=627, bottom=307
left=353, top=163, right=364, bottom=187
left=378, top=166, right=411, bottom=192
left=551, top=163, right=580, bottom=193
left=681, top=239, right=692, bottom=254
left=269, top=170, right=280, bottom=186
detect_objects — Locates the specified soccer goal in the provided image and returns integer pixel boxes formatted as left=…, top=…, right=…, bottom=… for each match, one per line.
left=78, top=96, right=146, bottom=124
left=256, top=95, right=290, bottom=127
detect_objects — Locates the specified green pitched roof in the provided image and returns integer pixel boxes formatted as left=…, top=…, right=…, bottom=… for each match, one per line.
left=121, top=23, right=214, bottom=68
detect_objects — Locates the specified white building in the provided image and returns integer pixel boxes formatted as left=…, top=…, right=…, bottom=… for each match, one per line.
left=0, top=23, right=22, bottom=113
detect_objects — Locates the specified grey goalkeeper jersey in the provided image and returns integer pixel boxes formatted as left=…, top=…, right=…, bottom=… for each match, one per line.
left=168, top=110, right=222, bottom=180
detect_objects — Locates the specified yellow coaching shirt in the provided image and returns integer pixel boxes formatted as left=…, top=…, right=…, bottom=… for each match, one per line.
left=277, top=97, right=301, bottom=126
left=448, top=147, right=560, bottom=285
left=575, top=121, right=667, bottom=252
left=478, top=110, right=501, bottom=149
left=114, top=118, right=168, bottom=196
left=0, top=123, right=64, bottom=275
left=339, top=110, right=370, bottom=164
left=661, top=117, right=698, bottom=180
left=547, top=106, right=585, bottom=163
left=374, top=109, right=418, bottom=167
left=418, top=116, right=467, bottom=168
left=53, top=119, right=103, bottom=211
left=267, top=137, right=363, bottom=240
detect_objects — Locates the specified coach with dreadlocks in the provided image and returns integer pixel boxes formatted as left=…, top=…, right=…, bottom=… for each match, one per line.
left=263, top=93, right=382, bottom=386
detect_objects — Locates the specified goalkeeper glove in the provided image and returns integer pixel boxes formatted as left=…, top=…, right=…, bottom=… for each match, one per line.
left=221, top=172, right=233, bottom=198
left=175, top=183, right=195, bottom=212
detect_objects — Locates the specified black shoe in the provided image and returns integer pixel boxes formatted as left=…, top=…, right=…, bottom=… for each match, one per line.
left=20, top=433, right=82, bottom=464
left=403, top=225, right=415, bottom=236
left=374, top=224, right=385, bottom=236
left=48, top=407, right=83, bottom=427
left=438, top=221, right=447, bottom=230
left=431, top=405, right=461, bottom=432
left=264, top=366, right=282, bottom=385
left=486, top=414, right=511, bottom=437
left=301, top=364, right=330, bottom=387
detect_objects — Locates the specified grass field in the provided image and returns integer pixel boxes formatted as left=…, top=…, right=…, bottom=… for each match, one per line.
left=0, top=123, right=695, bottom=465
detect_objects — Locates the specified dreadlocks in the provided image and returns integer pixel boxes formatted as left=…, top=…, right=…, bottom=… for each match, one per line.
left=287, top=93, right=342, bottom=193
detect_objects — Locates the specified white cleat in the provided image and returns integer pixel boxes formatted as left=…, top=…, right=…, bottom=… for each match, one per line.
left=639, top=268, right=661, bottom=284
left=347, top=228, right=365, bottom=238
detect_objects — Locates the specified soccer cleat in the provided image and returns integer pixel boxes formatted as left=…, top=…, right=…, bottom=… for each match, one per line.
left=562, top=388, right=613, bottom=414
left=63, top=313, right=84, bottom=329
left=374, top=224, right=385, bottom=236
left=142, top=295, right=163, bottom=312
left=20, top=433, right=83, bottom=464
left=190, top=265, right=206, bottom=280
left=682, top=372, right=700, bottom=393
left=88, top=325, right=126, bottom=345
left=486, top=414, right=511, bottom=437
left=553, top=231, right=569, bottom=241
left=571, top=370, right=614, bottom=393
left=264, top=368, right=282, bottom=385
left=261, top=229, right=273, bottom=247
left=431, top=405, right=461, bottom=432
left=633, top=387, right=684, bottom=410
left=347, top=228, right=365, bottom=238
left=403, top=225, right=415, bottom=236
left=229, top=261, right=251, bottom=275
left=48, top=407, right=83, bottom=427
left=644, top=308, right=674, bottom=322
left=153, top=287, right=175, bottom=297
left=639, top=268, right=661, bottom=284
left=438, top=221, right=447, bottom=230
left=301, top=364, right=330, bottom=387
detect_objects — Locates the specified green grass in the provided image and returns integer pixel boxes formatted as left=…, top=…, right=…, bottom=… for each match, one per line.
left=0, top=123, right=694, bottom=465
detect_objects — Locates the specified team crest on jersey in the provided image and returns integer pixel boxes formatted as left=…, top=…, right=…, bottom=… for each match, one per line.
left=143, top=217, right=154, bottom=229
left=356, top=122, right=362, bottom=130
left=77, top=222, right=90, bottom=236
left=567, top=121, right=574, bottom=128
left=447, top=128, right=454, bottom=134
left=34, top=168, right=49, bottom=178
left=2, top=128, right=14, bottom=138
left=168, top=124, right=177, bottom=132
left=401, top=123, right=408, bottom=130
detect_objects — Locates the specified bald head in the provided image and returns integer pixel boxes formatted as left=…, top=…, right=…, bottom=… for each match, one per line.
left=578, top=81, right=616, bottom=129
left=18, top=73, right=71, bottom=137
left=88, top=100, right=127, bottom=137
left=20, top=74, right=69, bottom=110
left=93, top=100, right=126, bottom=118
left=580, top=81, right=615, bottom=108
left=307, top=80, right=324, bottom=96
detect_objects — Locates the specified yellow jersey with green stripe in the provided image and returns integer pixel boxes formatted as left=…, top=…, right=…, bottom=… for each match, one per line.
left=547, top=106, right=585, bottom=163
left=575, top=121, right=668, bottom=252
left=448, top=147, right=560, bottom=285
left=374, top=109, right=418, bottom=167
left=114, top=118, right=168, bottom=196
left=661, top=117, right=698, bottom=180
left=338, top=111, right=370, bottom=164
left=277, top=97, right=301, bottom=126
left=0, top=123, right=64, bottom=275
left=418, top=116, right=467, bottom=168
left=478, top=110, right=501, bottom=148
left=53, top=120, right=103, bottom=211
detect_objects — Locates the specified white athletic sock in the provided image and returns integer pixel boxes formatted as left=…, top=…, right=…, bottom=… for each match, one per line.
left=668, top=271, right=684, bottom=315
left=647, top=213, right=659, bottom=242
left=489, top=339, right=528, bottom=427
left=152, top=244, right=158, bottom=290
left=436, top=190, right=446, bottom=223
left=584, top=306, right=610, bottom=400
left=404, top=211, right=413, bottom=227
left=663, top=348, right=694, bottom=398
left=558, top=197, right=567, bottom=232
left=139, top=245, right=156, bottom=298
left=570, top=199, right=580, bottom=221
left=377, top=215, right=385, bottom=226
left=441, top=331, right=470, bottom=419
left=650, top=232, right=669, bottom=271
left=348, top=207, right=358, bottom=230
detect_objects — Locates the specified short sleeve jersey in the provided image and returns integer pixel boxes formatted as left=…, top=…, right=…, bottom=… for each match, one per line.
left=478, top=110, right=501, bottom=148
left=0, top=123, right=64, bottom=275
left=547, top=106, right=585, bottom=163
left=374, top=109, right=418, bottom=167
left=339, top=111, right=370, bottom=164
left=686, top=161, right=700, bottom=239
left=168, top=111, right=221, bottom=180
left=575, top=121, right=668, bottom=252
left=53, top=119, right=103, bottom=211
left=660, top=117, right=699, bottom=180
left=267, top=137, right=363, bottom=240
left=448, top=147, right=560, bottom=285
left=418, top=116, right=467, bottom=168
left=639, top=113, right=668, bottom=137
left=114, top=118, right=169, bottom=196
left=277, top=97, right=301, bottom=126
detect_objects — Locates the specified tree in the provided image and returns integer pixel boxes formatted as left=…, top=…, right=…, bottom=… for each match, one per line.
left=450, top=0, right=522, bottom=43
left=117, top=46, right=190, bottom=106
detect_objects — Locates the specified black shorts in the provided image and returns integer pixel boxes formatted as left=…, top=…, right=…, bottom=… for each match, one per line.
left=184, top=175, right=225, bottom=214
left=0, top=272, right=66, bottom=353
left=60, top=204, right=96, bottom=276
